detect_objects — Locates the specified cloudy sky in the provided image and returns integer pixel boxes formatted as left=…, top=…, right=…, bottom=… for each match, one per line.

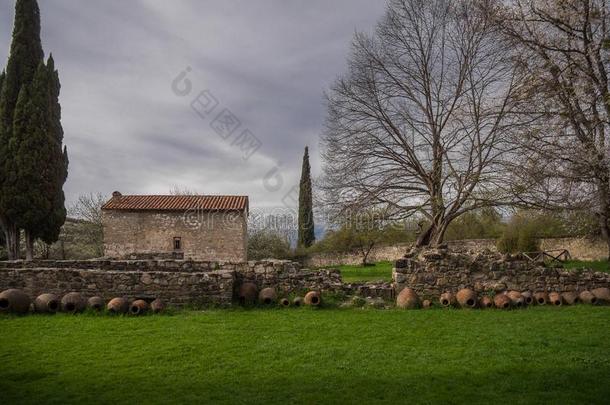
left=0, top=0, right=387, bottom=211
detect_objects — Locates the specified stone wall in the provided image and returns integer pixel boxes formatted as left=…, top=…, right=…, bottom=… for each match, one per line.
left=3, top=248, right=606, bottom=307
left=0, top=267, right=234, bottom=306
left=305, top=237, right=607, bottom=267
left=341, top=282, right=395, bottom=300
left=236, top=261, right=344, bottom=294
left=0, top=259, right=226, bottom=272
left=0, top=259, right=346, bottom=306
left=540, top=237, right=608, bottom=261
left=304, top=239, right=497, bottom=267
left=102, top=210, right=247, bottom=262
left=393, top=248, right=610, bottom=300
left=305, top=244, right=410, bottom=268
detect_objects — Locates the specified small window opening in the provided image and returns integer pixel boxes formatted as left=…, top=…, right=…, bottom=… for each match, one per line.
left=173, top=237, right=182, bottom=251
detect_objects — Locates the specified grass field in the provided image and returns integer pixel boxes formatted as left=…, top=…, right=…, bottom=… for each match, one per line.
left=338, top=261, right=393, bottom=282
left=2, top=306, right=610, bottom=404
left=563, top=259, right=610, bottom=273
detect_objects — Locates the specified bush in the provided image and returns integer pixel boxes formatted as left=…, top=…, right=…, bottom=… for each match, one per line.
left=308, top=213, right=418, bottom=265
left=445, top=208, right=505, bottom=240
left=310, top=220, right=416, bottom=254
left=247, top=230, right=292, bottom=260
left=497, top=214, right=539, bottom=253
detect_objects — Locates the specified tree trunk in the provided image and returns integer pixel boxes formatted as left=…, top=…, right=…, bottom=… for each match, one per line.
left=415, top=219, right=449, bottom=248
left=415, top=225, right=433, bottom=247
left=596, top=165, right=610, bottom=261
left=360, top=243, right=375, bottom=267
left=24, top=230, right=35, bottom=261
left=3, top=222, right=20, bottom=261
left=598, top=209, right=610, bottom=262
left=430, top=221, right=449, bottom=247
left=361, top=244, right=373, bottom=266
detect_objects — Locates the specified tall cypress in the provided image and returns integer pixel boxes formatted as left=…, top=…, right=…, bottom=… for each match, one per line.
left=0, top=0, right=65, bottom=260
left=0, top=70, right=6, bottom=256
left=9, top=63, right=52, bottom=258
left=38, top=55, right=67, bottom=245
left=0, top=0, right=43, bottom=133
left=3, top=60, right=66, bottom=260
left=297, top=146, right=315, bottom=248
left=0, top=0, right=44, bottom=259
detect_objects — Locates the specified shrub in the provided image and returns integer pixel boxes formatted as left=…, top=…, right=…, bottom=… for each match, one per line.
left=247, top=230, right=292, bottom=260
left=445, top=208, right=505, bottom=240
left=497, top=214, right=540, bottom=253
left=517, top=227, right=539, bottom=252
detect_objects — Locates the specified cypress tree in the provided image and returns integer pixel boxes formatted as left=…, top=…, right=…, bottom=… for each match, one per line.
left=0, top=0, right=44, bottom=259
left=0, top=0, right=65, bottom=260
left=0, top=70, right=7, bottom=258
left=9, top=62, right=52, bottom=259
left=4, top=58, right=67, bottom=260
left=0, top=0, right=43, bottom=132
left=38, top=55, right=67, bottom=245
left=297, top=146, right=315, bottom=248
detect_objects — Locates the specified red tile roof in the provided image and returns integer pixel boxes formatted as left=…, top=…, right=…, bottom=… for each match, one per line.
left=101, top=194, right=248, bottom=212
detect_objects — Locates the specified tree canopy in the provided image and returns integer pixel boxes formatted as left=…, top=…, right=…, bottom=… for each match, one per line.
left=321, top=0, right=519, bottom=247
left=0, top=0, right=67, bottom=260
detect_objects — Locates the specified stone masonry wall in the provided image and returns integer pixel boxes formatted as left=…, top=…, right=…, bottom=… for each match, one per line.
left=102, top=210, right=247, bottom=262
left=0, top=259, right=227, bottom=272
left=0, top=260, right=345, bottom=306
left=0, top=268, right=234, bottom=306
left=393, top=248, right=610, bottom=300
left=540, top=237, right=608, bottom=261
left=235, top=260, right=344, bottom=294
left=305, top=240, right=499, bottom=267
left=305, top=237, right=607, bottom=267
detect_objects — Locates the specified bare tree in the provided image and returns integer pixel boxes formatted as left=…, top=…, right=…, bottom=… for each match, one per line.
left=67, top=193, right=106, bottom=257
left=169, top=186, right=200, bottom=195
left=69, top=193, right=106, bottom=225
left=321, top=0, right=518, bottom=247
left=490, top=0, right=610, bottom=258
left=338, top=211, right=387, bottom=266
left=248, top=207, right=297, bottom=247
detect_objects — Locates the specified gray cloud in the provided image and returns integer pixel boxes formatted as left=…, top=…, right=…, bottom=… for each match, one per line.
left=0, top=0, right=386, bottom=210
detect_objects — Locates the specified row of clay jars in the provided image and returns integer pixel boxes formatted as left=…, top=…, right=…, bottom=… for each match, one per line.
left=237, top=283, right=321, bottom=307
left=397, top=287, right=610, bottom=309
left=0, top=289, right=166, bottom=315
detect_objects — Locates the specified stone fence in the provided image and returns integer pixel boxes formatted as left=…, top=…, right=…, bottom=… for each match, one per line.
left=540, top=238, right=608, bottom=261
left=393, top=248, right=610, bottom=300
left=236, top=261, right=343, bottom=293
left=305, top=237, right=608, bottom=267
left=0, top=267, right=234, bottom=306
left=2, top=248, right=606, bottom=307
left=0, top=259, right=225, bottom=272
left=0, top=259, right=351, bottom=306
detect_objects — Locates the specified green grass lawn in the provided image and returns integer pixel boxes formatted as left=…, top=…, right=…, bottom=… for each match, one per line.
left=562, top=259, right=610, bottom=273
left=2, top=307, right=610, bottom=404
left=338, top=261, right=393, bottom=282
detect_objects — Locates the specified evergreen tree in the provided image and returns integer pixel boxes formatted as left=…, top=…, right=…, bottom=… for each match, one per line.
left=0, top=0, right=43, bottom=133
left=0, top=0, right=66, bottom=260
left=9, top=63, right=53, bottom=259
left=297, top=146, right=315, bottom=248
left=3, top=59, right=67, bottom=260
left=0, top=0, right=44, bottom=259
left=38, top=55, right=67, bottom=245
